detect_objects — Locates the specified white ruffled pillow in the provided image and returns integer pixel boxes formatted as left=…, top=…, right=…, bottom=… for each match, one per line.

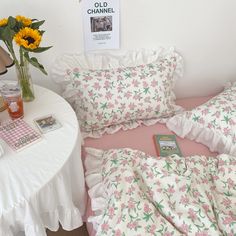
left=167, top=82, right=236, bottom=155
left=52, top=48, right=183, bottom=138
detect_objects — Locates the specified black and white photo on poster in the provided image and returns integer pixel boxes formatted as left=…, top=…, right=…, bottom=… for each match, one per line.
left=90, top=16, right=112, bottom=32
left=82, top=0, right=120, bottom=51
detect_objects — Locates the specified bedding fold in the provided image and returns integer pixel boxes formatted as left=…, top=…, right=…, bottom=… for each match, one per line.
left=85, top=147, right=236, bottom=236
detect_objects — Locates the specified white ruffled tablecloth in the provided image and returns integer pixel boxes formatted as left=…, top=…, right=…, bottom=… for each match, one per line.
left=0, top=85, right=86, bottom=236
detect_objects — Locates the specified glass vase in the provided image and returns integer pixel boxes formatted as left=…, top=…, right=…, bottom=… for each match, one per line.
left=15, top=61, right=35, bottom=102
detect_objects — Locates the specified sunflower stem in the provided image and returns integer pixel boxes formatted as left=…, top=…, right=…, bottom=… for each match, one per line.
left=16, top=58, right=35, bottom=102
left=19, top=47, right=24, bottom=66
left=2, top=40, right=35, bottom=101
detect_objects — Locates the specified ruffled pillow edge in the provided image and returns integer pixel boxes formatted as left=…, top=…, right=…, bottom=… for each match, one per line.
left=51, top=48, right=184, bottom=139
left=166, top=114, right=236, bottom=156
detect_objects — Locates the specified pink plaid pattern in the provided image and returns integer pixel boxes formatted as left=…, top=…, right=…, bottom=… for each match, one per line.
left=0, top=119, right=42, bottom=151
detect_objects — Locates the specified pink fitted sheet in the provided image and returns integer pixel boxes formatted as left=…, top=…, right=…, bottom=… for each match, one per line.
left=83, top=95, right=218, bottom=236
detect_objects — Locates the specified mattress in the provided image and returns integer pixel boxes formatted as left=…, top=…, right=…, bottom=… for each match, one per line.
left=83, top=95, right=218, bottom=236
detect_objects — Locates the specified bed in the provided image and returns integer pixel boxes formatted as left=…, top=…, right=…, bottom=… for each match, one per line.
left=52, top=48, right=236, bottom=236
left=83, top=96, right=219, bottom=236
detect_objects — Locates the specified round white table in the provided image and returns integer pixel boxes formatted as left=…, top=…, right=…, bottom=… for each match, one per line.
left=0, top=85, right=86, bottom=236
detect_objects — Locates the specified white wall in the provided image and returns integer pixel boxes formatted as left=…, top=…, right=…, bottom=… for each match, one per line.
left=1, top=0, right=236, bottom=98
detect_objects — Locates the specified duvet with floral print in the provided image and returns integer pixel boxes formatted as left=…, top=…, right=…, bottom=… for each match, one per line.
left=86, top=148, right=236, bottom=236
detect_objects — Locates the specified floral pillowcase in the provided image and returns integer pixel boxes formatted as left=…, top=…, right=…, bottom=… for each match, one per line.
left=167, top=82, right=236, bottom=155
left=64, top=52, right=183, bottom=138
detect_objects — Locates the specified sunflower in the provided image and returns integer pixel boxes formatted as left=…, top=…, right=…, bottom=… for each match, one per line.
left=14, top=27, right=42, bottom=50
left=0, top=18, right=8, bottom=27
left=16, top=15, right=32, bottom=27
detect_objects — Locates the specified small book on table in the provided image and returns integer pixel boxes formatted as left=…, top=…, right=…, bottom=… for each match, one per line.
left=0, top=119, right=42, bottom=151
left=34, top=114, right=62, bottom=134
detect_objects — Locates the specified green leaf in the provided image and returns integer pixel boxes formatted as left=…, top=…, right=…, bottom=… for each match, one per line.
left=222, top=116, right=230, bottom=124
left=24, top=46, right=52, bottom=53
left=39, top=30, right=45, bottom=35
left=1, top=26, right=15, bottom=46
left=0, top=28, right=4, bottom=40
left=7, top=16, right=17, bottom=28
left=31, top=20, right=45, bottom=29
left=210, top=222, right=217, bottom=230
left=24, top=53, right=48, bottom=75
left=100, top=102, right=107, bottom=110
left=193, top=114, right=200, bottom=122
left=143, top=87, right=150, bottom=94
left=164, top=161, right=172, bottom=171
left=14, top=21, right=24, bottom=32
left=155, top=200, right=164, bottom=213
left=224, top=191, right=233, bottom=197
left=124, top=72, right=131, bottom=78
left=111, top=159, right=118, bottom=165
left=143, top=212, right=153, bottom=222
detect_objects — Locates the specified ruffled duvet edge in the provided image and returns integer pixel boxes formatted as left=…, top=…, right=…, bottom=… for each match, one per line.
left=84, top=148, right=106, bottom=231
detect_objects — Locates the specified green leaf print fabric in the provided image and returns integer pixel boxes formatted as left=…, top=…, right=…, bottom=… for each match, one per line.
left=86, top=148, right=236, bottom=236
left=64, top=51, right=183, bottom=138
left=167, top=82, right=236, bottom=155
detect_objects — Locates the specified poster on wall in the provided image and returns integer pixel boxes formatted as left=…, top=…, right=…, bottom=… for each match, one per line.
left=81, top=0, right=120, bottom=51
